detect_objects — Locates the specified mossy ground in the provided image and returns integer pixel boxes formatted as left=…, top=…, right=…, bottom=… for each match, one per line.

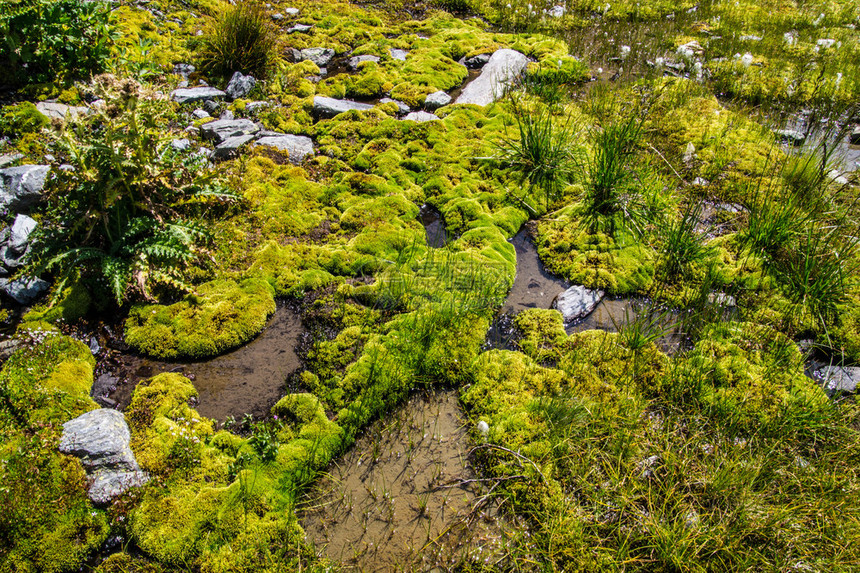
left=1, top=0, right=860, bottom=570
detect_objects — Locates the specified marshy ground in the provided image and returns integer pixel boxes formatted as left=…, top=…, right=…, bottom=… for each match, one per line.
left=1, top=0, right=860, bottom=572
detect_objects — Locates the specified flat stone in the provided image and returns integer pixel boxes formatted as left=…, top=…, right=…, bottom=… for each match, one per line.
left=225, top=71, right=257, bottom=100
left=285, top=7, right=299, bottom=15
left=171, top=138, right=191, bottom=151
left=296, top=47, right=335, bottom=67
left=245, top=101, right=270, bottom=113
left=424, top=90, right=451, bottom=110
left=271, top=13, right=284, bottom=20
left=775, top=129, right=805, bottom=145
left=389, top=48, right=409, bottom=61
left=200, top=118, right=259, bottom=144
left=0, top=153, right=23, bottom=168
left=464, top=53, right=491, bottom=69
left=287, top=23, right=312, bottom=33
left=554, top=285, right=604, bottom=323
left=173, top=63, right=195, bottom=79
left=192, top=108, right=210, bottom=120
left=210, top=134, right=256, bottom=160
left=170, top=87, right=227, bottom=104
left=455, top=49, right=529, bottom=107
left=313, top=96, right=374, bottom=118
left=254, top=134, right=314, bottom=164
left=402, top=111, right=440, bottom=122
left=35, top=102, right=90, bottom=121
left=380, top=98, right=410, bottom=114
left=8, top=214, right=37, bottom=253
left=203, top=99, right=221, bottom=114
left=819, top=366, right=860, bottom=394
left=739, top=35, right=762, bottom=41
left=348, top=54, right=380, bottom=71
left=2, top=276, right=49, bottom=304
left=220, top=110, right=234, bottom=120
left=59, top=409, right=148, bottom=505
left=0, top=165, right=50, bottom=212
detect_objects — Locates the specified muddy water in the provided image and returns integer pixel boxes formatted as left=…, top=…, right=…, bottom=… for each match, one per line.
left=503, top=228, right=569, bottom=314
left=105, top=305, right=303, bottom=422
left=418, top=204, right=448, bottom=248
left=301, top=391, right=517, bottom=572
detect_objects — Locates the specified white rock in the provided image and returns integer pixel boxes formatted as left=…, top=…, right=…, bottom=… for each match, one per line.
left=455, top=49, right=529, bottom=107
left=554, top=285, right=604, bottom=323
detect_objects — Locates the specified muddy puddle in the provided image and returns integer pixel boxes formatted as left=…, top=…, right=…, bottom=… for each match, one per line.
left=419, top=204, right=448, bottom=248
left=502, top=228, right=569, bottom=314
left=301, top=390, right=520, bottom=572
left=101, top=304, right=304, bottom=422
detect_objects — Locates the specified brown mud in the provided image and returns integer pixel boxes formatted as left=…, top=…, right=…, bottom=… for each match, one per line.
left=103, top=304, right=304, bottom=422
left=300, top=390, right=521, bottom=572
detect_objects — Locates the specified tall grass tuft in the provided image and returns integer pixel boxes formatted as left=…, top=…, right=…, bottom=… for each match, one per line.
left=495, top=100, right=579, bottom=211
left=199, top=1, right=277, bottom=81
left=657, top=201, right=712, bottom=280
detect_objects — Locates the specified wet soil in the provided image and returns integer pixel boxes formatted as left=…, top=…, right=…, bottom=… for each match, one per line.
left=418, top=204, right=448, bottom=248
left=301, top=390, right=518, bottom=572
left=104, top=304, right=304, bottom=423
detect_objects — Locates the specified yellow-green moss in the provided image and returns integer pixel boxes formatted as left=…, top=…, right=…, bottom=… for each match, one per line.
left=124, top=278, right=276, bottom=360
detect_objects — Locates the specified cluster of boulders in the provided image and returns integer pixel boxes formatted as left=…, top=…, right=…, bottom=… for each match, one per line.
left=59, top=408, right=149, bottom=504
left=0, top=164, right=51, bottom=304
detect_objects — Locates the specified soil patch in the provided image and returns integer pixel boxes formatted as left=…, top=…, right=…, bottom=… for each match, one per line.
left=301, top=390, right=518, bottom=572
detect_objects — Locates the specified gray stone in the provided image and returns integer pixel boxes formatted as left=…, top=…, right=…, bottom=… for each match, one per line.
left=58, top=164, right=75, bottom=172
left=170, top=87, right=227, bottom=104
left=0, top=165, right=50, bottom=212
left=348, top=55, right=380, bottom=71
left=554, top=285, right=604, bottom=323
left=191, top=108, right=210, bottom=120
left=203, top=99, right=221, bottom=114
left=455, top=49, right=529, bottom=106
left=775, top=128, right=805, bottom=145
left=389, top=48, right=408, bottom=61
left=313, top=96, right=374, bottom=118
left=35, top=102, right=90, bottom=121
left=2, top=276, right=49, bottom=304
left=285, top=7, right=299, bottom=15
left=171, top=138, right=192, bottom=151
left=271, top=12, right=284, bottom=20
left=849, top=126, right=860, bottom=145
left=59, top=409, right=148, bottom=504
left=225, top=71, right=257, bottom=100
left=254, top=134, right=314, bottom=164
left=819, top=366, right=860, bottom=394
left=173, top=63, right=195, bottom=79
left=296, top=47, right=335, bottom=67
left=245, top=101, right=270, bottom=113
left=200, top=118, right=259, bottom=144
left=464, top=53, right=491, bottom=69
left=210, top=134, right=256, bottom=160
left=288, top=23, right=312, bottom=33
left=424, top=90, right=451, bottom=110
left=177, top=80, right=189, bottom=89
left=8, top=214, right=37, bottom=253
left=220, top=110, right=234, bottom=120
left=739, top=35, right=762, bottom=41
left=0, top=153, right=23, bottom=168
left=402, top=111, right=440, bottom=122
left=380, top=98, right=410, bottom=114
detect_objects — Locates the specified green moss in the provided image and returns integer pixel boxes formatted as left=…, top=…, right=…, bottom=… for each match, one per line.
left=514, top=308, right=568, bottom=363
left=124, top=278, right=276, bottom=360
left=22, top=281, right=92, bottom=325
left=682, top=322, right=830, bottom=430
left=0, top=101, right=50, bottom=136
left=537, top=209, right=655, bottom=295
left=0, top=334, right=105, bottom=573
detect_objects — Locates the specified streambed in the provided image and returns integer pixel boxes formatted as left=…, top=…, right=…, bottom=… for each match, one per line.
left=300, top=390, right=519, bottom=572
left=102, top=304, right=304, bottom=422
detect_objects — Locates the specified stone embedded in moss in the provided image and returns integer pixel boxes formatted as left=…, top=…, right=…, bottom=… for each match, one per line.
left=124, top=278, right=276, bottom=360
